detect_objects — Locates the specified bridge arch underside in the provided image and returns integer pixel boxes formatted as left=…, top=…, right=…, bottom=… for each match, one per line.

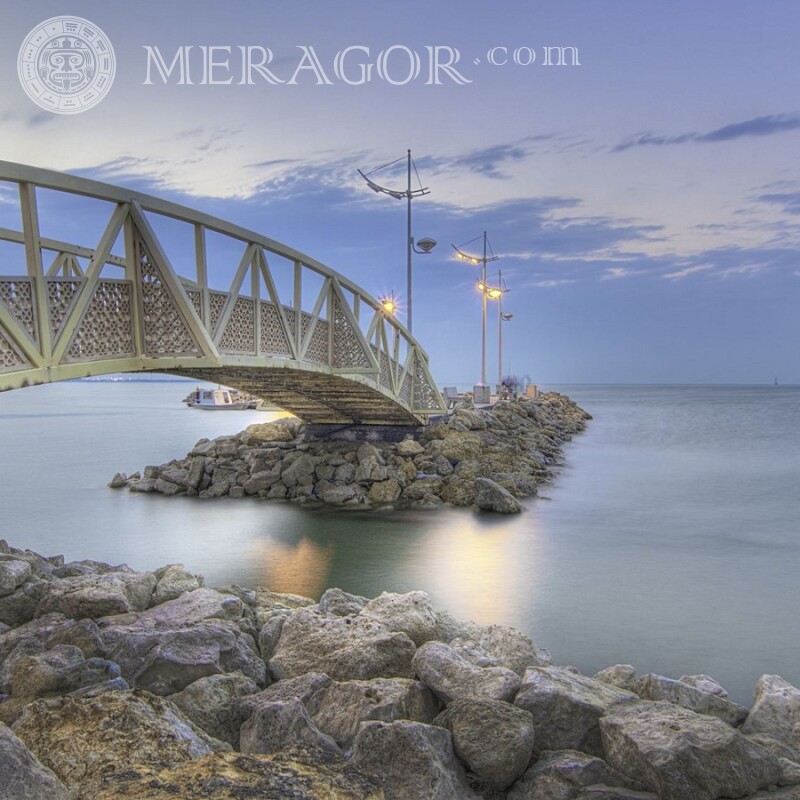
left=164, top=366, right=422, bottom=426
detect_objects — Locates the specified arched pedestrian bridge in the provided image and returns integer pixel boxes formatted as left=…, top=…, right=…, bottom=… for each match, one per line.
left=0, top=161, right=445, bottom=425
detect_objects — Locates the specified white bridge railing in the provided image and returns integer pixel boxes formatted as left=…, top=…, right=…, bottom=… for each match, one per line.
left=0, top=161, right=445, bottom=424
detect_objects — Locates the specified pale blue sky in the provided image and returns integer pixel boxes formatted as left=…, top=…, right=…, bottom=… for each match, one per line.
left=1, top=1, right=798, bottom=384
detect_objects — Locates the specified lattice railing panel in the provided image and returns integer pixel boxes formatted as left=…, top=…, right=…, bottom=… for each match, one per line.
left=187, top=290, right=202, bottom=318
left=260, top=301, right=292, bottom=357
left=46, top=278, right=83, bottom=340
left=332, top=295, right=371, bottom=369
left=219, top=296, right=256, bottom=354
left=65, top=280, right=134, bottom=361
left=414, top=352, right=441, bottom=410
left=0, top=328, right=27, bottom=372
left=399, top=370, right=412, bottom=405
left=209, top=291, right=228, bottom=335
left=284, top=308, right=298, bottom=352
left=303, top=314, right=329, bottom=364
left=0, top=279, right=37, bottom=343
left=137, top=237, right=201, bottom=357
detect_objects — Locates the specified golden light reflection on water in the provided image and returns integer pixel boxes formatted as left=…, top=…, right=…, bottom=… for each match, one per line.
left=253, top=536, right=334, bottom=598
left=407, top=508, right=544, bottom=626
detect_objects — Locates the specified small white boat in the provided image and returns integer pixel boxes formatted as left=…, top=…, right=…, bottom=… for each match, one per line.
left=185, top=386, right=254, bottom=410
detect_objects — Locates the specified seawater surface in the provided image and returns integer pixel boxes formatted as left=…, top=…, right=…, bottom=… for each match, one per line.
left=0, top=380, right=798, bottom=704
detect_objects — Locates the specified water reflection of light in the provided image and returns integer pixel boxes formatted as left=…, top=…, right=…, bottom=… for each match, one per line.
left=408, top=508, right=544, bottom=627
left=254, top=536, right=333, bottom=598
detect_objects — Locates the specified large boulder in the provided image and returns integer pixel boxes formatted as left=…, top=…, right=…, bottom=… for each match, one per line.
left=0, top=721, right=69, bottom=799
left=514, top=666, right=638, bottom=756
left=435, top=698, right=535, bottom=790
left=351, top=720, right=480, bottom=799
left=240, top=672, right=333, bottom=720
left=9, top=644, right=120, bottom=699
left=312, top=677, right=440, bottom=748
left=84, top=749, right=383, bottom=800
left=11, top=690, right=229, bottom=788
left=239, top=698, right=339, bottom=755
left=412, top=641, right=520, bottom=705
left=269, top=607, right=416, bottom=681
left=169, top=672, right=260, bottom=747
left=594, top=665, right=639, bottom=693
left=151, top=564, right=203, bottom=605
left=507, top=749, right=650, bottom=800
left=319, top=588, right=368, bottom=617
left=0, top=560, right=32, bottom=597
left=599, top=700, right=784, bottom=800
left=635, top=672, right=748, bottom=727
left=359, top=591, right=438, bottom=646
left=742, top=674, right=800, bottom=745
left=473, top=477, right=522, bottom=513
left=245, top=420, right=297, bottom=442
left=440, top=432, right=484, bottom=463
left=35, top=571, right=156, bottom=619
left=451, top=623, right=551, bottom=676
left=104, top=619, right=265, bottom=695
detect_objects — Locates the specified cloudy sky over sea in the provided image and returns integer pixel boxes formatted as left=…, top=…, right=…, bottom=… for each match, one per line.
left=1, top=1, right=798, bottom=384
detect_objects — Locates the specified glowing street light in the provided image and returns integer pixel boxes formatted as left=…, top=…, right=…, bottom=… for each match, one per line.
left=380, top=293, right=398, bottom=315
left=453, top=231, right=499, bottom=400
left=358, top=150, right=436, bottom=334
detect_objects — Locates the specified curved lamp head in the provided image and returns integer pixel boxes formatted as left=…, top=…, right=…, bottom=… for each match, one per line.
left=502, top=312, right=514, bottom=321
left=415, top=237, right=437, bottom=254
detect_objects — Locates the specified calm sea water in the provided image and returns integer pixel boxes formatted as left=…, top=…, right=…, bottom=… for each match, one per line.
left=0, top=381, right=797, bottom=705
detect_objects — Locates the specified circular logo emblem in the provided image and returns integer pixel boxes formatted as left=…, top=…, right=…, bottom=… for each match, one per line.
left=18, top=16, right=116, bottom=114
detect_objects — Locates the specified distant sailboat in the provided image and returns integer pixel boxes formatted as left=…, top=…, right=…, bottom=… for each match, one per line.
left=774, top=377, right=779, bottom=386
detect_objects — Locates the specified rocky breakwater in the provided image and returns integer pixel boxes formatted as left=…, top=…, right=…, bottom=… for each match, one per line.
left=3, top=540, right=800, bottom=799
left=110, top=392, right=591, bottom=513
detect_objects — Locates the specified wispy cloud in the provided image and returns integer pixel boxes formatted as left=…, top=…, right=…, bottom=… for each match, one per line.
left=755, top=191, right=800, bottom=215
left=613, top=112, right=800, bottom=152
left=601, top=266, right=647, bottom=280
left=663, top=264, right=714, bottom=280
left=534, top=279, right=575, bottom=288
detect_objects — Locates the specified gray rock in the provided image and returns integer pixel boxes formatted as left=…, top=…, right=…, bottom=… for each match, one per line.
left=67, top=677, right=130, bottom=697
left=635, top=672, right=748, bottom=727
left=35, top=571, right=157, bottom=619
left=318, top=587, right=368, bottom=617
left=507, top=749, right=647, bottom=800
left=0, top=582, right=43, bottom=627
left=742, top=674, right=800, bottom=745
left=152, top=564, right=203, bottom=605
left=397, top=438, right=425, bottom=456
left=678, top=673, right=729, bottom=698
left=452, top=623, right=551, bottom=676
left=593, top=664, right=639, bottom=692
left=368, top=477, right=402, bottom=503
left=0, top=639, right=45, bottom=695
left=600, top=700, right=784, bottom=800
left=104, top=587, right=243, bottom=629
left=514, top=666, right=639, bottom=756
left=351, top=720, right=480, bottom=799
left=257, top=608, right=290, bottom=661
left=10, top=645, right=120, bottom=699
left=107, top=472, right=128, bottom=489
left=435, top=698, right=535, bottom=790
left=240, top=672, right=333, bottom=720
left=318, top=482, right=359, bottom=504
left=45, top=618, right=106, bottom=659
left=412, top=641, right=521, bottom=705
left=360, top=590, right=438, bottom=646
left=170, top=672, right=260, bottom=747
left=312, top=677, right=440, bottom=749
left=0, top=612, right=71, bottom=664
left=281, top=453, right=316, bottom=488
left=0, top=560, right=32, bottom=597
left=269, top=607, right=416, bottom=681
left=153, top=477, right=183, bottom=496
left=111, top=621, right=265, bottom=695
left=433, top=610, right=485, bottom=644
left=473, top=477, right=522, bottom=513
left=239, top=697, right=339, bottom=755
left=0, top=721, right=69, bottom=799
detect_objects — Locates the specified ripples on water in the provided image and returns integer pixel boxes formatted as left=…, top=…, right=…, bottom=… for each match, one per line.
left=0, top=380, right=797, bottom=704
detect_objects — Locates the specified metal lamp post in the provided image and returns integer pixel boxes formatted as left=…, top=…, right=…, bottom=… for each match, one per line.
left=452, top=231, right=499, bottom=403
left=496, top=269, right=512, bottom=387
left=358, top=150, right=436, bottom=334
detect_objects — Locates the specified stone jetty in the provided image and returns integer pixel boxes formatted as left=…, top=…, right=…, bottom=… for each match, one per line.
left=110, top=392, right=592, bottom=513
left=2, top=540, right=800, bottom=799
